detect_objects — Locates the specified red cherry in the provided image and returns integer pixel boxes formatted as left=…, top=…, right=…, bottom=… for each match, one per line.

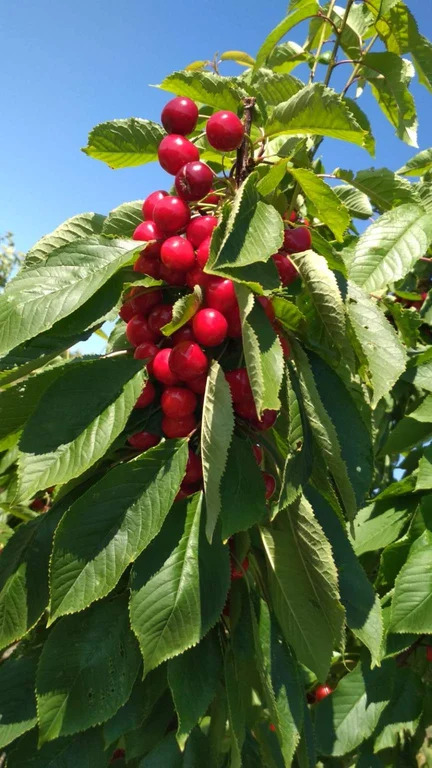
left=252, top=444, right=263, bottom=465
left=127, top=431, right=160, bottom=451
left=188, top=373, right=208, bottom=394
left=162, top=414, right=197, bottom=438
left=269, top=723, right=276, bottom=733
left=172, top=325, right=195, bottom=344
left=148, top=304, right=173, bottom=337
left=152, top=348, right=180, bottom=385
left=283, top=226, right=311, bottom=254
left=186, top=216, right=218, bottom=248
left=192, top=308, right=228, bottom=347
left=111, top=748, right=126, bottom=762
left=196, top=236, right=211, bottom=268
left=184, top=450, right=203, bottom=484
left=169, top=341, right=208, bottom=381
left=157, top=135, right=199, bottom=175
left=231, top=556, right=249, bottom=580
left=253, top=409, right=278, bottom=431
left=133, top=220, right=164, bottom=242
left=206, top=111, right=245, bottom=152
left=134, top=341, right=159, bottom=362
left=235, top=397, right=257, bottom=420
left=133, top=252, right=161, bottom=278
left=126, top=315, right=157, bottom=347
left=225, top=305, right=242, bottom=338
left=119, top=301, right=135, bottom=323
left=153, top=196, right=191, bottom=236
left=134, top=380, right=156, bottom=409
left=206, top=277, right=237, bottom=314
left=186, top=265, right=211, bottom=289
left=175, top=161, right=214, bottom=202
left=198, top=192, right=220, bottom=211
left=159, top=263, right=187, bottom=286
left=427, top=646, right=432, bottom=662
left=272, top=253, right=298, bottom=286
left=161, top=386, right=197, bottom=418
left=225, top=368, right=252, bottom=402
left=257, top=296, right=275, bottom=322
left=130, top=289, right=163, bottom=316
left=142, top=190, right=168, bottom=220
left=161, top=97, right=198, bottom=135
left=160, top=236, right=195, bottom=271
left=315, top=685, right=333, bottom=702
left=275, top=329, right=291, bottom=359
left=30, top=497, right=47, bottom=512
left=263, top=472, right=276, bottom=500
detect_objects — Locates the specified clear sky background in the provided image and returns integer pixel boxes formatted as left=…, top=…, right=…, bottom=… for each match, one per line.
left=1, top=0, right=431, bottom=352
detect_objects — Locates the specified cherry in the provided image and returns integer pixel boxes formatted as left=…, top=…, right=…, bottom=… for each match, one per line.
left=111, top=748, right=126, bottom=762
left=142, top=190, right=168, bottom=220
left=192, top=308, right=228, bottom=347
left=186, top=265, right=211, bottom=289
left=257, top=296, right=275, bottom=322
left=148, top=304, right=173, bottom=337
left=134, top=380, right=156, bottom=409
left=225, top=368, right=252, bottom=402
left=184, top=451, right=203, bottom=484
left=186, top=216, right=218, bottom=248
left=275, top=329, right=291, bottom=359
left=132, top=220, right=164, bottom=242
left=133, top=252, right=161, bottom=278
left=177, top=480, right=202, bottom=500
left=252, top=409, right=278, bottom=431
left=188, top=373, right=208, bottom=394
left=159, top=263, right=187, bottom=286
left=315, top=684, right=333, bottom=702
left=162, top=414, right=197, bottom=438
left=161, top=96, right=198, bottom=135
left=206, top=111, right=245, bottom=152
left=30, top=497, right=47, bottom=512
left=152, top=348, right=180, bottom=385
left=263, top=472, right=276, bottom=500
left=283, top=226, right=311, bottom=254
left=284, top=210, right=298, bottom=223
left=130, top=289, right=163, bottom=316
left=127, top=431, right=160, bottom=451
left=272, top=253, right=298, bottom=286
left=126, top=315, right=157, bottom=347
left=157, top=135, right=199, bottom=175
left=231, top=556, right=249, bottom=580
left=206, top=277, right=237, bottom=314
left=225, top=305, right=242, bottom=338
left=169, top=341, right=208, bottom=381
left=196, top=236, right=211, bottom=268
left=161, top=386, right=197, bottom=418
left=133, top=341, right=159, bottom=362
left=198, top=192, right=220, bottom=211
left=252, top=444, right=263, bottom=465
left=235, top=398, right=257, bottom=420
left=269, top=723, right=276, bottom=733
left=172, top=325, right=194, bottom=344
left=175, top=161, right=214, bottom=202
left=153, top=196, right=191, bottom=236
left=160, top=236, right=195, bottom=271
left=119, top=301, right=135, bottom=323
left=426, top=646, right=432, bottom=662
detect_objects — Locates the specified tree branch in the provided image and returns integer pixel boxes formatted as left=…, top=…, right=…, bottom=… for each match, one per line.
left=235, top=97, right=256, bottom=187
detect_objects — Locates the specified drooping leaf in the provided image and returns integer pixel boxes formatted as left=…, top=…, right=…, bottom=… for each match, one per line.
left=104, top=667, right=167, bottom=746
left=102, top=200, right=144, bottom=237
left=288, top=169, right=350, bottom=241
left=254, top=1, right=319, bottom=70
left=249, top=69, right=303, bottom=106
left=266, top=41, right=309, bottom=73
left=333, top=184, right=373, bottom=220
left=158, top=70, right=245, bottom=111
left=161, top=287, right=202, bottom=336
left=220, top=50, right=255, bottom=67
left=383, top=394, right=432, bottom=454
left=335, top=167, right=417, bottom=211
left=0, top=655, right=38, bottom=749
left=363, top=52, right=418, bottom=147
left=82, top=119, right=165, bottom=168
left=138, top=733, right=183, bottom=767
left=350, top=498, right=412, bottom=556
left=24, top=213, right=105, bottom=269
left=398, top=146, right=432, bottom=176
left=390, top=529, right=432, bottom=633
left=224, top=646, right=245, bottom=768
left=220, top=434, right=267, bottom=539
left=6, top=727, right=107, bottom=768
left=373, top=667, right=423, bottom=751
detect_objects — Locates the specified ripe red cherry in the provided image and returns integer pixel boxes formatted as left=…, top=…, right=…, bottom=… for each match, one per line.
left=184, top=451, right=203, bottom=484
left=188, top=373, right=208, bottom=394
left=161, top=97, right=198, bottom=135
left=235, top=398, right=257, bottom=420
left=159, top=264, right=187, bottom=286
left=315, top=685, right=333, bottom=702
left=111, top=748, right=126, bottom=762
left=225, top=368, right=252, bottom=402
left=160, top=236, right=195, bottom=271
left=133, top=220, right=164, bottom=242
left=272, top=253, right=298, bottom=286
left=148, top=304, right=173, bottom=337
left=169, top=341, right=208, bottom=381
left=263, top=472, right=276, bottom=500
left=30, top=497, right=47, bottom=512
left=133, top=252, right=161, bottom=278
left=192, top=308, right=228, bottom=347
left=426, top=646, right=432, bottom=662
left=196, top=236, right=211, bottom=268
left=252, top=444, right=263, bottom=465
left=269, top=723, right=276, bottom=733
left=162, top=414, right=197, bottom=438
left=130, top=289, right=163, bottom=316
left=172, top=325, right=194, bottom=344
left=206, top=277, right=237, bottom=314
left=186, top=216, right=218, bottom=248
left=283, top=226, right=311, bottom=254
left=161, top=386, right=197, bottom=418
left=253, top=409, right=278, bottom=431
left=175, top=161, right=214, bottom=202
left=257, top=296, right=275, bottom=322
left=153, top=196, right=191, bottom=236
left=126, top=315, right=157, bottom=347
left=225, top=305, right=242, bottom=338
left=186, top=265, right=211, bottom=289
left=134, top=341, right=159, bottom=362
left=142, top=190, right=168, bottom=220
left=152, top=348, right=179, bottom=385
left=127, top=431, right=160, bottom=451
left=119, top=301, right=135, bottom=323
left=157, top=135, right=199, bottom=175
left=134, top=380, right=156, bottom=409
left=206, top=111, right=245, bottom=152
left=231, top=556, right=249, bottom=580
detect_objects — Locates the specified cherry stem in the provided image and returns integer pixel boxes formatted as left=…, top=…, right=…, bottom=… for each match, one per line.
left=235, top=97, right=256, bottom=187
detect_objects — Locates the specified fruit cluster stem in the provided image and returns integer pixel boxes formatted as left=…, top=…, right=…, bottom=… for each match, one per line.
left=235, top=97, right=256, bottom=187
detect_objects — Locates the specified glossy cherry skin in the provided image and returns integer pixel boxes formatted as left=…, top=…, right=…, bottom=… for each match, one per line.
left=235, top=397, right=257, bottom=420
left=272, top=253, right=298, bottom=285
left=252, top=444, right=263, bottom=465
left=225, top=305, right=242, bottom=338
left=172, top=325, right=195, bottom=344
left=161, top=97, right=198, bottom=135
left=206, top=111, right=245, bottom=152
left=186, top=265, right=211, bottom=289
left=127, top=431, right=160, bottom=451
left=148, top=304, right=173, bottom=337
left=175, top=161, right=214, bottom=202
left=159, top=263, right=187, bottom=286
left=152, top=348, right=179, bottom=386
left=161, top=386, right=197, bottom=418
left=119, top=301, right=135, bottom=323
left=133, top=252, right=161, bottom=278
left=263, top=472, right=276, bottom=500
left=188, top=373, right=208, bottom=394
left=133, top=341, right=159, bottom=362
left=252, top=409, right=278, bottom=431
left=196, top=236, right=211, bottom=268
left=162, top=414, right=197, bottom=438
left=142, top=190, right=168, bottom=220
left=134, top=380, right=156, bottom=409
left=132, top=220, right=164, bottom=242
left=30, top=497, right=47, bottom=512
left=257, top=296, right=275, bottom=322
left=186, top=216, right=218, bottom=248
left=153, top=196, right=191, bottom=236
left=205, top=277, right=237, bottom=314
left=169, top=341, right=208, bottom=381
left=315, top=685, right=333, bottom=702
left=130, top=289, right=163, bottom=316
left=283, top=226, right=311, bottom=254
left=160, top=236, right=195, bottom=271
left=157, top=135, right=199, bottom=175
left=231, top=556, right=249, bottom=580
left=126, top=315, right=157, bottom=347
left=225, top=368, right=252, bottom=402
left=184, top=450, right=203, bottom=484
left=192, top=308, right=228, bottom=347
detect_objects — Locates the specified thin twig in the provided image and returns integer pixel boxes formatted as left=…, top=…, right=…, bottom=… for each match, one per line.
left=310, top=0, right=337, bottom=82
left=342, top=32, right=378, bottom=96
left=235, top=97, right=256, bottom=187
left=323, top=0, right=355, bottom=87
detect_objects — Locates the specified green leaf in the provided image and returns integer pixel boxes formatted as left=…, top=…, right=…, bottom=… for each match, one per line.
left=267, top=84, right=371, bottom=151
left=289, top=169, right=350, bottom=241
left=266, top=41, right=309, bottom=73
left=348, top=203, right=432, bottom=292
left=130, top=493, right=229, bottom=673
left=220, top=50, right=255, bottom=67
left=363, top=52, right=418, bottom=147
left=398, top=146, right=432, bottom=176
left=138, top=733, right=183, bottom=767
left=201, top=361, right=234, bottom=541
left=0, top=655, right=37, bottom=748
left=49, top=439, right=188, bottom=620
left=17, top=357, right=143, bottom=500
left=416, top=445, right=432, bottom=491
left=168, top=629, right=222, bottom=748
left=390, top=529, right=432, bottom=633
left=82, top=118, right=165, bottom=168
left=161, top=287, right=202, bottom=336
left=224, top=646, right=245, bottom=768
left=6, top=728, right=106, bottom=768
left=347, top=282, right=407, bottom=407
left=220, top=434, right=267, bottom=539
left=256, top=160, right=289, bottom=197
left=37, top=595, right=140, bottom=743
left=335, top=167, right=417, bottom=211
left=104, top=666, right=167, bottom=746
left=403, top=359, right=432, bottom=393
left=158, top=70, right=244, bottom=111
left=373, top=667, right=422, bottom=751
left=333, top=184, right=373, bottom=220
left=254, top=1, right=319, bottom=70
left=0, top=236, right=137, bottom=357
left=262, top=497, right=345, bottom=681
left=24, top=213, right=105, bottom=269
left=350, top=498, right=412, bottom=556
left=272, top=296, right=304, bottom=332
left=249, top=70, right=303, bottom=106
left=383, top=394, right=432, bottom=453
left=102, top=200, right=144, bottom=237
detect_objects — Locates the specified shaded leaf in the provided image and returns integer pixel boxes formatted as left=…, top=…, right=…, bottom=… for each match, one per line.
left=0, top=655, right=37, bottom=748
left=220, top=434, right=267, bottom=539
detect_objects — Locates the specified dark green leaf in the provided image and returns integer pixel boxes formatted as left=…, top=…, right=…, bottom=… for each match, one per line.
left=390, top=529, right=432, bottom=633
left=6, top=727, right=106, bottom=768
left=0, top=655, right=37, bottom=748
left=220, top=434, right=267, bottom=539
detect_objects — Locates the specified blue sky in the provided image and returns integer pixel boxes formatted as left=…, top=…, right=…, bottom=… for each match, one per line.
left=2, top=0, right=431, bottom=352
